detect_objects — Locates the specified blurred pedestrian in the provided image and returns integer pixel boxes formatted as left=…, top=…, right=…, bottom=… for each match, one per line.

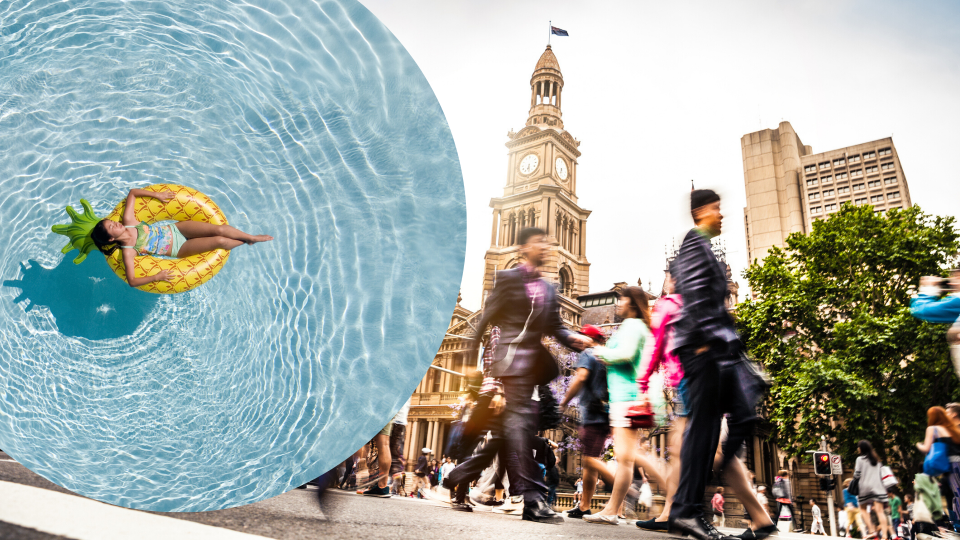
left=444, top=227, right=589, bottom=524
left=712, top=487, right=726, bottom=527
left=669, top=189, right=765, bottom=540
left=582, top=286, right=661, bottom=526
left=810, top=499, right=825, bottom=535
left=559, top=324, right=614, bottom=519
left=854, top=440, right=892, bottom=540
left=412, top=448, right=430, bottom=498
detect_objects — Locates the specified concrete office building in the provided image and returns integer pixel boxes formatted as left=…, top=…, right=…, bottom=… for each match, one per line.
left=742, top=121, right=912, bottom=265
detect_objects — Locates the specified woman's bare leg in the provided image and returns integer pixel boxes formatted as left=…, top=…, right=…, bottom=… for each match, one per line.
left=860, top=506, right=876, bottom=535
left=595, top=427, right=638, bottom=516
left=579, top=456, right=616, bottom=512
left=656, top=416, right=686, bottom=521
left=176, top=221, right=272, bottom=244
left=176, top=236, right=245, bottom=258
left=713, top=453, right=774, bottom=529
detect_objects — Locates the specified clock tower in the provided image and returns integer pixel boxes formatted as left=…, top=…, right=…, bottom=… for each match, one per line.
left=481, top=45, right=591, bottom=327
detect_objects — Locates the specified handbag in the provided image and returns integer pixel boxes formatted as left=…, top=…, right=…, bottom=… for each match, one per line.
left=446, top=394, right=493, bottom=460
left=880, top=465, right=899, bottom=489
left=626, top=401, right=656, bottom=429
left=847, top=475, right=860, bottom=497
left=720, top=346, right=772, bottom=414
left=923, top=439, right=951, bottom=476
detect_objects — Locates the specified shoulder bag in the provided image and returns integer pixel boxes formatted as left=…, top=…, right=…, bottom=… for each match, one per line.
left=923, top=429, right=951, bottom=476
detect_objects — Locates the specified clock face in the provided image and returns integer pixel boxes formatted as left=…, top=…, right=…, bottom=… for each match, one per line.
left=555, top=157, right=568, bottom=180
left=519, top=154, right=539, bottom=175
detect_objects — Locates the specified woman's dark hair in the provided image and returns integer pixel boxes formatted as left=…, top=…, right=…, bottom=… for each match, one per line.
left=618, top=286, right=652, bottom=328
left=858, top=439, right=880, bottom=466
left=90, top=219, right=120, bottom=256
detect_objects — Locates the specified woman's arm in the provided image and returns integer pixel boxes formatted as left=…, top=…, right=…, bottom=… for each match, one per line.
left=121, top=248, right=171, bottom=287
left=121, top=188, right=175, bottom=226
left=594, top=320, right=647, bottom=365
left=917, top=426, right=937, bottom=454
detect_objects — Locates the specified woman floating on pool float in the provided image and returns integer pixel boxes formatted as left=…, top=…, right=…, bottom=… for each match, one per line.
left=53, top=184, right=272, bottom=294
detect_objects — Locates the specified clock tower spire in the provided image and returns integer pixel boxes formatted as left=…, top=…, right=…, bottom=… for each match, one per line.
left=480, top=45, right=591, bottom=328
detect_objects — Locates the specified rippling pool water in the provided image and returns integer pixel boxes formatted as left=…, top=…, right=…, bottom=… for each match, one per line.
left=0, top=0, right=465, bottom=511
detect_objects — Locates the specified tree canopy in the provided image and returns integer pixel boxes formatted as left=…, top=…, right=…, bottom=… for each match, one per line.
left=737, top=204, right=960, bottom=476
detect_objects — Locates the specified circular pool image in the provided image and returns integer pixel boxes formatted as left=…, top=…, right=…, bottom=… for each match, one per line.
left=0, top=0, right=465, bottom=511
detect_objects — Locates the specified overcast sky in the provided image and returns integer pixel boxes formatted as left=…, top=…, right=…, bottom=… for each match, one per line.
left=363, top=0, right=960, bottom=311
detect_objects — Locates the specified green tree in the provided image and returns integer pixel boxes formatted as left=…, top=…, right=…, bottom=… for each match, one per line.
left=737, top=204, right=960, bottom=476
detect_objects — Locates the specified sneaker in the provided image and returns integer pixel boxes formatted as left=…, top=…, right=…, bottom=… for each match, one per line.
left=469, top=492, right=503, bottom=507
left=361, top=485, right=391, bottom=498
left=583, top=513, right=620, bottom=525
left=566, top=506, right=592, bottom=519
left=493, top=496, right=524, bottom=514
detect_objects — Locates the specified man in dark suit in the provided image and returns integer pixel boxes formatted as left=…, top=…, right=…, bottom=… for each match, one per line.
left=668, top=190, right=742, bottom=540
left=444, top=227, right=587, bottom=524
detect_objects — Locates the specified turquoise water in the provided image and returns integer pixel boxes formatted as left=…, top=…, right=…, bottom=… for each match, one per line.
left=0, top=0, right=465, bottom=511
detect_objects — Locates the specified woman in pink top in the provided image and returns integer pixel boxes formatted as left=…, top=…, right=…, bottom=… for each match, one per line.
left=636, top=268, right=686, bottom=531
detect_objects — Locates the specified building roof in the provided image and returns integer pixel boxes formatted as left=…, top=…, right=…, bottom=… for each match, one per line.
left=535, top=45, right=561, bottom=73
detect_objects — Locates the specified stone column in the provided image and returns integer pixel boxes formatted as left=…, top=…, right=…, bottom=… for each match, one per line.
left=436, top=423, right=446, bottom=457
left=406, top=420, right=419, bottom=464
left=424, top=421, right=435, bottom=455
left=430, top=422, right=440, bottom=458
left=549, top=81, right=555, bottom=105
left=490, top=209, right=500, bottom=246
left=557, top=86, right=561, bottom=109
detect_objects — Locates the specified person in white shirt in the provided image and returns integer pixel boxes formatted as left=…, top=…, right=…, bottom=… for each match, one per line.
left=810, top=499, right=826, bottom=535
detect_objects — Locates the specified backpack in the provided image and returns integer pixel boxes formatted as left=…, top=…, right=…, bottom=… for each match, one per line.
left=772, top=478, right=787, bottom=499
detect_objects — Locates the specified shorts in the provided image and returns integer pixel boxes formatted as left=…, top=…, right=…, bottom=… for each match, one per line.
left=579, top=423, right=610, bottom=457
left=170, top=224, right=187, bottom=257
left=609, top=400, right=642, bottom=429
left=859, top=493, right=889, bottom=506
left=378, top=423, right=393, bottom=437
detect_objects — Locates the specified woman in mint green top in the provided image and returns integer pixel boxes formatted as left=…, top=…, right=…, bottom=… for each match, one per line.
left=581, top=286, right=655, bottom=526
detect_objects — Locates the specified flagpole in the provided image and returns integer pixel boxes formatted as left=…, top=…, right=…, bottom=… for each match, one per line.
left=548, top=20, right=551, bottom=45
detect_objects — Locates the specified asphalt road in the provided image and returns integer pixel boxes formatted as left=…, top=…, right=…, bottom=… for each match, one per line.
left=0, top=451, right=675, bottom=540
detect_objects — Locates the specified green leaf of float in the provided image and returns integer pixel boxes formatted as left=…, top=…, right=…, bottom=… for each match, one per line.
left=51, top=199, right=102, bottom=264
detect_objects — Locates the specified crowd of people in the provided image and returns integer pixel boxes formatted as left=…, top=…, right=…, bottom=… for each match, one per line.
left=302, top=188, right=960, bottom=540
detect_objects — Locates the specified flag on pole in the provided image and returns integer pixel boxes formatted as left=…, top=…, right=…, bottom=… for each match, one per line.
left=551, top=26, right=569, bottom=37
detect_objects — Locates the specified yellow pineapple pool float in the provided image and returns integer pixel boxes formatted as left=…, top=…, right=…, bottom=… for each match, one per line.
left=52, top=184, right=230, bottom=294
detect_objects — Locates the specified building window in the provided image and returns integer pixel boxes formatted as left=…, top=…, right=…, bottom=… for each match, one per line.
left=870, top=195, right=884, bottom=203
left=821, top=176, right=833, bottom=184
left=863, top=151, right=876, bottom=160
left=868, top=180, right=881, bottom=188
left=848, top=155, right=861, bottom=163
left=836, top=172, right=848, bottom=180
left=888, top=192, right=900, bottom=200
left=819, top=162, right=831, bottom=170
left=825, top=203, right=837, bottom=212
left=823, top=189, right=834, bottom=198
left=884, top=177, right=897, bottom=185
left=810, top=206, right=822, bottom=215
left=832, top=159, right=845, bottom=167
left=804, top=165, right=817, bottom=173
left=838, top=186, right=850, bottom=194
left=806, top=178, right=819, bottom=187
left=808, top=192, right=820, bottom=201
left=881, top=162, right=895, bottom=171
left=853, top=183, right=865, bottom=191
left=855, top=197, right=868, bottom=205
left=851, top=169, right=863, bottom=177
left=879, top=148, right=892, bottom=156
left=865, top=166, right=878, bottom=174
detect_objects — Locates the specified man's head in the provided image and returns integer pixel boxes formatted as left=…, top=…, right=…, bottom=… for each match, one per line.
left=947, top=402, right=960, bottom=422
left=691, top=189, right=722, bottom=237
left=518, top=227, right=548, bottom=267
left=810, top=498, right=817, bottom=506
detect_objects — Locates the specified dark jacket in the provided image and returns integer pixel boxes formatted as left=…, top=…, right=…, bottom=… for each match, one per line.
left=671, top=228, right=739, bottom=353
left=470, top=267, right=578, bottom=385
left=414, top=455, right=428, bottom=477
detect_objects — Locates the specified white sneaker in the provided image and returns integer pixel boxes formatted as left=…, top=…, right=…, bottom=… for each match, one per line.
left=582, top=513, right=620, bottom=525
left=493, top=496, right=524, bottom=514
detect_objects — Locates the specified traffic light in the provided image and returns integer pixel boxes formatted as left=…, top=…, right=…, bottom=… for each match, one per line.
left=814, top=451, right=832, bottom=476
left=819, top=477, right=836, bottom=491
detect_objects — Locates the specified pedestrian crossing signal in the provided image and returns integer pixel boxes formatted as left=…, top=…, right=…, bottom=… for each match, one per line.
left=814, top=451, right=832, bottom=476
